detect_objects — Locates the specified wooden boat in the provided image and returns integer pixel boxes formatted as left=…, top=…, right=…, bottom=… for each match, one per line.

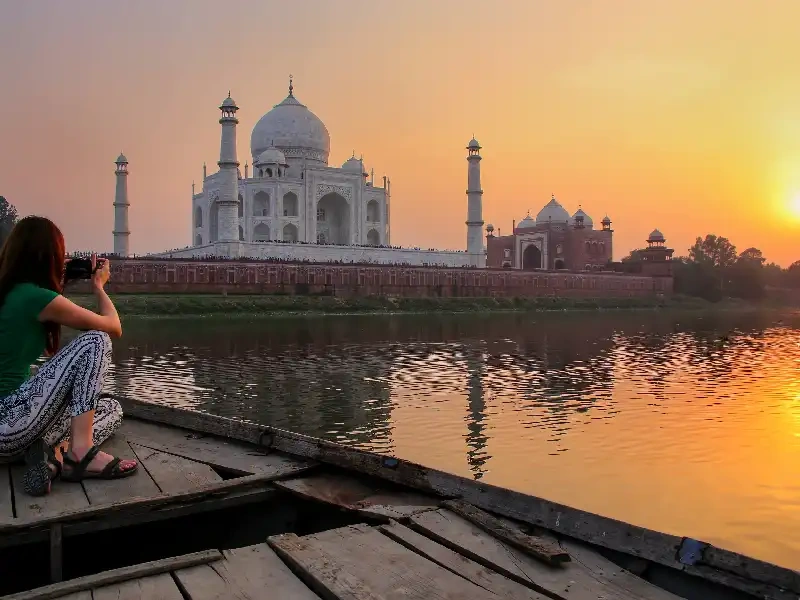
left=0, top=397, right=797, bottom=600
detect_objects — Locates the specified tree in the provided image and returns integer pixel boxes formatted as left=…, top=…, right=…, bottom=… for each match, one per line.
left=688, top=234, right=738, bottom=268
left=0, top=196, right=18, bottom=248
left=621, top=249, right=645, bottom=263
left=729, top=247, right=766, bottom=299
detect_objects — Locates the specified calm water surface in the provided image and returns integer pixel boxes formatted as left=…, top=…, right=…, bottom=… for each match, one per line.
left=106, top=311, right=800, bottom=569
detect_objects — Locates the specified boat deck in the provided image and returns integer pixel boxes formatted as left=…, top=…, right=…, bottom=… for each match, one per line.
left=9, top=506, right=683, bottom=600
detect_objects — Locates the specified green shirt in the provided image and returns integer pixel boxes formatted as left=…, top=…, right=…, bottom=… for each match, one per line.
left=0, top=283, right=59, bottom=397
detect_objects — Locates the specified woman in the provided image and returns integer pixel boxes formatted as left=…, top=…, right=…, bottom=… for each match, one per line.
left=0, top=216, right=138, bottom=496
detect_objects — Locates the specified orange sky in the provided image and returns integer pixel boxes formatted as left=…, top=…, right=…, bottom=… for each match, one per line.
left=1, top=0, right=799, bottom=265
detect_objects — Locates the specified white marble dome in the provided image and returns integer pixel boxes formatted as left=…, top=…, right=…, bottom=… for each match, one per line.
left=342, top=156, right=366, bottom=174
left=536, top=196, right=570, bottom=223
left=648, top=229, right=665, bottom=242
left=255, top=146, right=287, bottom=166
left=571, top=208, right=593, bottom=229
left=516, top=214, right=536, bottom=229
left=250, top=89, right=330, bottom=165
left=115, top=153, right=128, bottom=164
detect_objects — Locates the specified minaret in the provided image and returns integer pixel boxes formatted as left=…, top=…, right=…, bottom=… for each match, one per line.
left=113, top=153, right=130, bottom=256
left=216, top=92, right=240, bottom=242
left=466, top=137, right=485, bottom=267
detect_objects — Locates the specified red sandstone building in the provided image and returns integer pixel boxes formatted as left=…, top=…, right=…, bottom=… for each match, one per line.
left=486, top=195, right=614, bottom=271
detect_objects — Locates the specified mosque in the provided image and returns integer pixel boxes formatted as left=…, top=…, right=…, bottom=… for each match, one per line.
left=111, top=79, right=668, bottom=272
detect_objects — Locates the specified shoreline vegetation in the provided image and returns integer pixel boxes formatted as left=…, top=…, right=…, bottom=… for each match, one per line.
left=65, top=293, right=779, bottom=318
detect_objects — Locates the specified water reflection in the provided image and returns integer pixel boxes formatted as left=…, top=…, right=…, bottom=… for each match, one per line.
left=101, top=310, right=800, bottom=570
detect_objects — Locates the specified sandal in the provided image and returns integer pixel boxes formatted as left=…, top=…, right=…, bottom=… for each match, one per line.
left=61, top=445, right=138, bottom=482
left=22, top=439, right=61, bottom=496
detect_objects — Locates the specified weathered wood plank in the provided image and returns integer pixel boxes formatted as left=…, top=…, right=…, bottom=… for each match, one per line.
left=121, top=418, right=315, bottom=477
left=3, top=550, right=221, bottom=600
left=119, top=397, right=799, bottom=598
left=82, top=434, right=162, bottom=505
left=378, top=520, right=547, bottom=600
left=175, top=543, right=319, bottom=599
left=410, top=508, right=677, bottom=600
left=441, top=500, right=569, bottom=566
left=268, top=524, right=499, bottom=599
left=54, top=593, right=91, bottom=600
left=10, top=464, right=89, bottom=521
left=274, top=471, right=439, bottom=522
left=0, top=472, right=278, bottom=532
left=1, top=464, right=14, bottom=522
left=129, top=443, right=222, bottom=494
left=92, top=572, right=183, bottom=600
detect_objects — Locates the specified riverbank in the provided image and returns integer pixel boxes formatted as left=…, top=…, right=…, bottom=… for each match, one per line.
left=65, top=293, right=759, bottom=317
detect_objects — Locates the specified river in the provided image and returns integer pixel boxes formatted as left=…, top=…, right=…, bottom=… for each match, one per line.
left=103, top=310, right=800, bottom=570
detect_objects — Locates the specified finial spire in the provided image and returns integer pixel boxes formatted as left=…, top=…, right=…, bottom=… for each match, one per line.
left=288, top=74, right=293, bottom=96
left=227, top=90, right=231, bottom=98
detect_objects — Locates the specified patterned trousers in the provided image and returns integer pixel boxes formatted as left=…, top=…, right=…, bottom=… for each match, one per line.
left=0, top=330, right=123, bottom=460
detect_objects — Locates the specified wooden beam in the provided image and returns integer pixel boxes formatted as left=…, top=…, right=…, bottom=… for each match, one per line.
left=4, top=549, right=221, bottom=600
left=49, top=524, right=62, bottom=583
left=118, top=397, right=800, bottom=598
left=441, top=500, right=570, bottom=566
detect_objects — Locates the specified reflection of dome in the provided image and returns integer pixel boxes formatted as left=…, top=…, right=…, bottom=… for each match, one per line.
left=341, top=156, right=367, bottom=175
left=255, top=146, right=287, bottom=166
left=571, top=208, right=593, bottom=229
left=250, top=83, right=330, bottom=164
left=536, top=195, right=570, bottom=223
left=648, top=229, right=665, bottom=242
left=517, top=214, right=536, bottom=229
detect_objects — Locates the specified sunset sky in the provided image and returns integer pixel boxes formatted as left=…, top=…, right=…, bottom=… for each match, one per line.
left=1, top=0, right=799, bottom=265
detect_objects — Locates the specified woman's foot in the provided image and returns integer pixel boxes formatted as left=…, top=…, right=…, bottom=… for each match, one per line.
left=62, top=445, right=137, bottom=481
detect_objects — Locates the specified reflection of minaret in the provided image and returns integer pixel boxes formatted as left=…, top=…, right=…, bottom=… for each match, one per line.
left=464, top=350, right=490, bottom=479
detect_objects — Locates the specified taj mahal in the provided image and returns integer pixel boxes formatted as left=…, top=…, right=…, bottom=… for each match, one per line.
left=112, top=79, right=650, bottom=271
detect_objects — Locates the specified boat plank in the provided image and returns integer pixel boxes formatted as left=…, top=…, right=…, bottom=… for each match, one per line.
left=119, top=398, right=800, bottom=598
left=1, top=465, right=14, bottom=522
left=378, top=520, right=547, bottom=600
left=441, top=500, right=569, bottom=566
left=82, top=434, right=162, bottom=505
left=268, top=523, right=499, bottom=599
left=129, top=443, right=222, bottom=494
left=274, top=471, right=439, bottom=522
left=410, top=508, right=676, bottom=600
left=92, top=572, right=183, bottom=600
left=53, top=593, right=91, bottom=600
left=10, top=464, right=89, bottom=521
left=176, top=543, right=319, bottom=600
left=121, top=418, right=315, bottom=478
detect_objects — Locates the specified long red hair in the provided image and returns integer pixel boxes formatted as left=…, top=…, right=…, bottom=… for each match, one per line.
left=0, top=216, right=65, bottom=355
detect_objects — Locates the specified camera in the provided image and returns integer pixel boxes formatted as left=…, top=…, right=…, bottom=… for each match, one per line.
left=64, top=258, right=105, bottom=281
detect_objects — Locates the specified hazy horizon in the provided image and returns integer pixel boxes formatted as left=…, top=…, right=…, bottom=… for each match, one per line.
left=1, top=0, right=799, bottom=265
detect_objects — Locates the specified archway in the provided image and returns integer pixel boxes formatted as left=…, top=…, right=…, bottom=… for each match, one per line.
left=283, top=192, right=298, bottom=217
left=253, top=223, right=270, bottom=242
left=253, top=191, right=269, bottom=216
left=366, top=228, right=380, bottom=246
left=209, top=203, right=219, bottom=242
left=522, top=244, right=541, bottom=270
left=195, top=234, right=202, bottom=246
left=238, top=225, right=244, bottom=241
left=316, top=192, right=350, bottom=245
left=316, top=232, right=327, bottom=244
left=366, top=199, right=380, bottom=222
left=554, top=259, right=566, bottom=270
left=283, top=223, right=298, bottom=242
left=194, top=206, right=203, bottom=228
left=238, top=194, right=244, bottom=218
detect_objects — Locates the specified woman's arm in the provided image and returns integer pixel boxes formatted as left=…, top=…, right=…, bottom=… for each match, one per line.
left=37, top=259, right=123, bottom=338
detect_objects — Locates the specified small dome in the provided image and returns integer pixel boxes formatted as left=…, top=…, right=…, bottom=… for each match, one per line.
left=536, top=195, right=570, bottom=223
left=486, top=223, right=495, bottom=232
left=467, top=137, right=481, bottom=149
left=601, top=215, right=612, bottom=224
left=648, top=229, right=665, bottom=242
left=221, top=94, right=237, bottom=108
left=115, top=153, right=128, bottom=164
left=571, top=208, right=593, bottom=229
left=516, top=214, right=536, bottom=230
left=255, top=146, right=287, bottom=166
left=341, top=156, right=366, bottom=175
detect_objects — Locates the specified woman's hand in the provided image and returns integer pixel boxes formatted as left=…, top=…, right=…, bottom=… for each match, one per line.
left=92, top=255, right=111, bottom=291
